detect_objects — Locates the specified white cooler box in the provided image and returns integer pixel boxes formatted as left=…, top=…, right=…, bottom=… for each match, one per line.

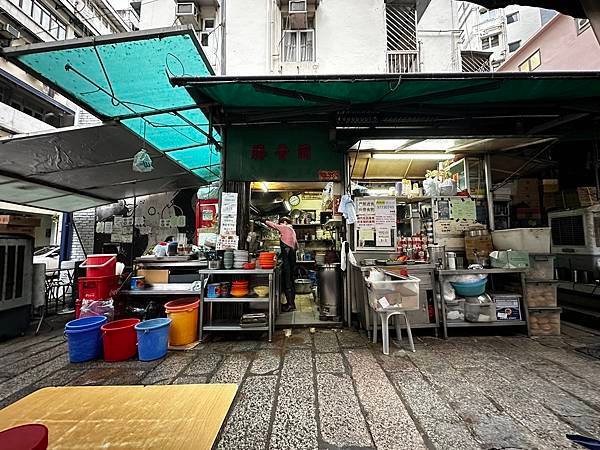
left=366, top=276, right=421, bottom=312
left=491, top=227, right=551, bottom=253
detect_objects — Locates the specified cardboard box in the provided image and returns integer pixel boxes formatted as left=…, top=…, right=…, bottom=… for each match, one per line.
left=563, top=187, right=599, bottom=209
left=137, top=269, right=170, bottom=284
left=0, top=215, right=41, bottom=227
left=542, top=179, right=559, bottom=193
left=490, top=250, right=530, bottom=269
left=492, top=294, right=522, bottom=320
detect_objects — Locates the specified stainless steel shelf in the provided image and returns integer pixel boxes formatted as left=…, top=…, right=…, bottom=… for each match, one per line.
left=438, top=268, right=526, bottom=275
left=204, top=297, right=269, bottom=303
left=446, top=320, right=527, bottom=328
left=203, top=324, right=269, bottom=331
left=198, top=268, right=274, bottom=275
left=121, top=283, right=198, bottom=296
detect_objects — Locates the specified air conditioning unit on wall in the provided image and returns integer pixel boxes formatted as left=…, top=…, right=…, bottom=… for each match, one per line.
left=0, top=23, right=21, bottom=40
left=288, top=0, right=308, bottom=29
left=176, top=3, right=200, bottom=27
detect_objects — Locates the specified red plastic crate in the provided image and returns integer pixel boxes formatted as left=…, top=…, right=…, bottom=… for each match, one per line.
left=78, top=275, right=120, bottom=300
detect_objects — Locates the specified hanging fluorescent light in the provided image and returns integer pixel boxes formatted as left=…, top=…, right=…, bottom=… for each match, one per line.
left=404, top=139, right=457, bottom=151
left=372, top=153, right=454, bottom=160
left=260, top=182, right=269, bottom=192
left=351, top=139, right=410, bottom=151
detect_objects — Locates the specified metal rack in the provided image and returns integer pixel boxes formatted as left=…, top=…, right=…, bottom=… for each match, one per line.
left=198, top=268, right=279, bottom=342
left=437, top=268, right=529, bottom=339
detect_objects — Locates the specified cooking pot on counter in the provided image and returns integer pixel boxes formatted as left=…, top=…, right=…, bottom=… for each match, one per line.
left=294, top=279, right=313, bottom=294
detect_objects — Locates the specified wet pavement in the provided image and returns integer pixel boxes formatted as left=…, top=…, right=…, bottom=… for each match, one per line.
left=2, top=319, right=600, bottom=449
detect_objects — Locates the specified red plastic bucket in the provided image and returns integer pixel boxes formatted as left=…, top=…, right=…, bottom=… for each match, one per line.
left=81, top=254, right=116, bottom=278
left=0, top=424, right=48, bottom=450
left=101, top=318, right=140, bottom=361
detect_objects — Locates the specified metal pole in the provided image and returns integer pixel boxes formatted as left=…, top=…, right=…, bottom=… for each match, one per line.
left=484, top=154, right=495, bottom=231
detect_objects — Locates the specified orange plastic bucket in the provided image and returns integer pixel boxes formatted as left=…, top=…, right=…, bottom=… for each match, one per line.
left=164, top=298, right=199, bottom=346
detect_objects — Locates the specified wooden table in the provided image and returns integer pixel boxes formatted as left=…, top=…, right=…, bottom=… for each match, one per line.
left=0, top=384, right=237, bottom=449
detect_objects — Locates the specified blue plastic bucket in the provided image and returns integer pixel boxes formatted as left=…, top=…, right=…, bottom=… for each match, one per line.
left=135, top=318, right=172, bottom=361
left=65, top=316, right=107, bottom=363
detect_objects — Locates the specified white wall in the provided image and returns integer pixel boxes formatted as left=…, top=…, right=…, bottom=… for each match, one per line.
left=311, top=0, right=386, bottom=74
left=0, top=102, right=54, bottom=134
left=418, top=0, right=461, bottom=71
left=224, top=0, right=269, bottom=75
left=505, top=5, right=542, bottom=50
left=140, top=0, right=177, bottom=29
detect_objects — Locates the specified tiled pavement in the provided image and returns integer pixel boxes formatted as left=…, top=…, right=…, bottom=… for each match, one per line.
left=2, top=320, right=600, bottom=449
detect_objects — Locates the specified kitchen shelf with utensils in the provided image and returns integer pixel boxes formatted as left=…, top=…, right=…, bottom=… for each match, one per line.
left=198, top=268, right=279, bottom=342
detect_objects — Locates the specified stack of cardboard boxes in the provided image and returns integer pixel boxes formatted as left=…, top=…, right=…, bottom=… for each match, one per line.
left=542, top=179, right=598, bottom=211
left=0, top=215, right=40, bottom=237
left=512, top=178, right=541, bottom=224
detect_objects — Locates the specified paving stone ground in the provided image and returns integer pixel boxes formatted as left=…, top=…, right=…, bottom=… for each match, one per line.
left=2, top=317, right=600, bottom=449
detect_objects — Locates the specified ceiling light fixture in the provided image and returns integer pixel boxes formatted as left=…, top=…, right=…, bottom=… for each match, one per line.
left=260, top=182, right=269, bottom=192
left=372, top=153, right=454, bottom=160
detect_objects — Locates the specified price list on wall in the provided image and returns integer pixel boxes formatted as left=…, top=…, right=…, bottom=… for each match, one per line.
left=355, top=197, right=397, bottom=249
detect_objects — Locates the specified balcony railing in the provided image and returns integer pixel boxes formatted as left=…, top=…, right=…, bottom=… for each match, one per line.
left=387, top=51, right=420, bottom=73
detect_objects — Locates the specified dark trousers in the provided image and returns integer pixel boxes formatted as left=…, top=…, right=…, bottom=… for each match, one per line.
left=281, top=242, right=296, bottom=307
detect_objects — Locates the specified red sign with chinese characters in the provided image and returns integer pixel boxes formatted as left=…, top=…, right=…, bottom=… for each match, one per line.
left=318, top=170, right=341, bottom=181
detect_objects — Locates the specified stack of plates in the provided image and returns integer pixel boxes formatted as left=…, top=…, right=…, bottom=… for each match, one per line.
left=223, top=250, right=234, bottom=269
left=258, top=252, right=276, bottom=269
left=231, top=280, right=249, bottom=297
left=234, top=250, right=249, bottom=269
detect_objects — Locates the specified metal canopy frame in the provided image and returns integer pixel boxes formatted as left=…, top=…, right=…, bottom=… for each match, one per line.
left=173, top=72, right=600, bottom=142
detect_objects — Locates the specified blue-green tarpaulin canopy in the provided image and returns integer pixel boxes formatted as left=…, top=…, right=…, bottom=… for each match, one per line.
left=1, top=26, right=221, bottom=189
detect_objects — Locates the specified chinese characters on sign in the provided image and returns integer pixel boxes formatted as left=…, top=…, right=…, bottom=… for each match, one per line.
left=219, top=192, right=238, bottom=236
left=250, top=143, right=313, bottom=161
left=355, top=197, right=397, bottom=249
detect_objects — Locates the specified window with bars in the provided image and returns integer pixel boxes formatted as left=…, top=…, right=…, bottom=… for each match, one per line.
left=283, top=29, right=314, bottom=62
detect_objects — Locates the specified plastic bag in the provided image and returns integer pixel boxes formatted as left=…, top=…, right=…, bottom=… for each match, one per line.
left=132, top=149, right=153, bottom=173
left=321, top=182, right=334, bottom=210
left=442, top=280, right=456, bottom=302
left=423, top=178, right=440, bottom=197
left=439, top=178, right=457, bottom=196
left=80, top=299, right=114, bottom=321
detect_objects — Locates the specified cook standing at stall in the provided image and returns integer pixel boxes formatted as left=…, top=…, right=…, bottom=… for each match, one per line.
left=265, top=217, right=298, bottom=312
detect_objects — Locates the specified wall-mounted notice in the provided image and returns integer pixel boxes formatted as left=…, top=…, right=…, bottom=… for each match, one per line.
left=220, top=192, right=238, bottom=236
left=450, top=198, right=476, bottom=220
left=355, top=196, right=396, bottom=249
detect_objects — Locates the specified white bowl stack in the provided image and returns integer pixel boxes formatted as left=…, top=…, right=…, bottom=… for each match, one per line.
left=233, top=250, right=249, bottom=269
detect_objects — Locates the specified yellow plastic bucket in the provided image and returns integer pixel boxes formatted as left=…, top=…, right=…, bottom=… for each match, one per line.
left=164, top=298, right=199, bottom=346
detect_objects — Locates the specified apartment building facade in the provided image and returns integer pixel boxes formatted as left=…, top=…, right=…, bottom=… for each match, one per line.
left=455, top=1, right=556, bottom=70
left=139, top=0, right=464, bottom=75
left=0, top=0, right=138, bottom=136
left=499, top=15, right=600, bottom=72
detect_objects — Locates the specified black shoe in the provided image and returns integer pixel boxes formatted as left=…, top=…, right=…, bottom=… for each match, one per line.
left=281, top=304, right=296, bottom=312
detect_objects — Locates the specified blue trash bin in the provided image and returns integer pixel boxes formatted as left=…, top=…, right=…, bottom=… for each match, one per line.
left=65, top=316, right=107, bottom=363
left=135, top=318, right=172, bottom=361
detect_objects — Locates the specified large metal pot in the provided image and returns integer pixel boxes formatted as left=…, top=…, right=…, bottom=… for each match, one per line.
left=294, top=279, right=313, bottom=294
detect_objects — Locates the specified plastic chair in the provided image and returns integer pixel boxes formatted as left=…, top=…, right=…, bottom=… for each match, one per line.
left=372, top=309, right=415, bottom=355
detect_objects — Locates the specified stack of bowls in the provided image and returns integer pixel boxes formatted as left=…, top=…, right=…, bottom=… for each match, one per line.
left=231, top=280, right=249, bottom=297
left=234, top=250, right=249, bottom=269
left=258, top=252, right=276, bottom=269
left=223, top=250, right=234, bottom=269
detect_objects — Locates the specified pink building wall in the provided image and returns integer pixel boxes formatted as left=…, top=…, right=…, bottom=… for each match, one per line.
left=499, top=14, right=600, bottom=71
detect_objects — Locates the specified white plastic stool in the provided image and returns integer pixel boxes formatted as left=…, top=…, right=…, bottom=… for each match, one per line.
left=371, top=309, right=415, bottom=355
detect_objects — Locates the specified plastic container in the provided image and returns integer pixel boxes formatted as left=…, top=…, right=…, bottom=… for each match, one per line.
left=366, top=276, right=420, bottom=311
left=450, top=278, right=487, bottom=297
left=135, top=318, right=171, bottom=361
left=164, top=298, right=200, bottom=346
left=526, top=281, right=558, bottom=307
left=206, top=283, right=221, bottom=298
left=446, top=299, right=465, bottom=322
left=529, top=308, right=561, bottom=336
left=65, top=316, right=107, bottom=363
left=80, top=254, right=116, bottom=278
left=101, top=318, right=140, bottom=362
left=0, top=424, right=48, bottom=450
left=78, top=275, right=120, bottom=300
left=464, top=296, right=496, bottom=323
left=491, top=228, right=551, bottom=253
left=526, top=255, right=555, bottom=280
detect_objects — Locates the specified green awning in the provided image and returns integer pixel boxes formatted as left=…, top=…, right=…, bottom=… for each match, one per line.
left=174, top=73, right=600, bottom=139
left=2, top=27, right=221, bottom=183
left=175, top=73, right=600, bottom=110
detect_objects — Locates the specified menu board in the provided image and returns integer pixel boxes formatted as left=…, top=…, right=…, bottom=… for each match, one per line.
left=355, top=197, right=396, bottom=249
